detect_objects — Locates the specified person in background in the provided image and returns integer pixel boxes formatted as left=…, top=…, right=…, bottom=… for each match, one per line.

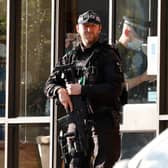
left=117, top=16, right=156, bottom=103
left=45, top=10, right=124, bottom=168
left=116, top=16, right=156, bottom=160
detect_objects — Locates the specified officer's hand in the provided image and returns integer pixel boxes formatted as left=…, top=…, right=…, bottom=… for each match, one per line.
left=57, top=88, right=73, bottom=112
left=142, top=72, right=156, bottom=82
left=66, top=83, right=82, bottom=95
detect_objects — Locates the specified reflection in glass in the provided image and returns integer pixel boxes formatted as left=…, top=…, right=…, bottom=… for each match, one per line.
left=65, top=33, right=80, bottom=54
left=20, top=0, right=51, bottom=116
left=0, top=125, right=4, bottom=168
left=121, top=132, right=155, bottom=159
left=116, top=0, right=158, bottom=160
left=19, top=124, right=50, bottom=168
left=116, top=0, right=157, bottom=104
left=0, top=0, right=6, bottom=117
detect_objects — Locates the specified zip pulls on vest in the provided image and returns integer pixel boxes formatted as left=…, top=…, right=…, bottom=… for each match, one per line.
left=75, top=48, right=99, bottom=85
left=78, top=76, right=86, bottom=85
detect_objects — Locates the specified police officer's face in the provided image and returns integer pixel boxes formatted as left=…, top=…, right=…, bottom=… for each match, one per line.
left=76, top=23, right=102, bottom=47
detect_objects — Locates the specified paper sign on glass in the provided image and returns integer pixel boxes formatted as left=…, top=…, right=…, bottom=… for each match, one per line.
left=147, top=36, right=158, bottom=75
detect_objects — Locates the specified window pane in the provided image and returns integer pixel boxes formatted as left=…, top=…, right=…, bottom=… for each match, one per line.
left=20, top=0, right=51, bottom=116
left=19, top=124, right=50, bottom=168
left=116, top=0, right=158, bottom=159
left=116, top=0, right=157, bottom=104
left=0, top=124, right=4, bottom=140
left=0, top=125, right=4, bottom=168
left=121, top=132, right=155, bottom=159
left=0, top=0, right=6, bottom=117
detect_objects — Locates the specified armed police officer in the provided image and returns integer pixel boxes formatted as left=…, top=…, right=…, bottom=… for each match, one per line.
left=45, top=10, right=124, bottom=168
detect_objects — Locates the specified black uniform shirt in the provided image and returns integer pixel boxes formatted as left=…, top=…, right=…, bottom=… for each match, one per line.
left=45, top=41, right=124, bottom=112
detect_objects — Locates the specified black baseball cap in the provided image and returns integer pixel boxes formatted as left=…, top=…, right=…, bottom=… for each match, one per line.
left=123, top=16, right=151, bottom=31
left=77, top=10, right=101, bottom=25
left=123, top=16, right=151, bottom=39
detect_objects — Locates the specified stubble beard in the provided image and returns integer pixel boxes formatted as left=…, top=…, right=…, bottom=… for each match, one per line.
left=82, top=33, right=99, bottom=48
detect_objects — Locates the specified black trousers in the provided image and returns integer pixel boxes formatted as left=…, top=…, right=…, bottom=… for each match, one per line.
left=69, top=120, right=121, bottom=168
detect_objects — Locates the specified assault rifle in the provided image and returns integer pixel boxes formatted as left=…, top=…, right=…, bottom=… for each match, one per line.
left=55, top=63, right=90, bottom=167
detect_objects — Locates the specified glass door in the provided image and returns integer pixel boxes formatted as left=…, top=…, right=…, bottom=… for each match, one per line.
left=115, top=0, right=158, bottom=159
left=0, top=0, right=6, bottom=167
left=55, top=0, right=159, bottom=164
left=13, top=0, right=51, bottom=167
left=56, top=0, right=110, bottom=166
left=4, top=0, right=52, bottom=167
